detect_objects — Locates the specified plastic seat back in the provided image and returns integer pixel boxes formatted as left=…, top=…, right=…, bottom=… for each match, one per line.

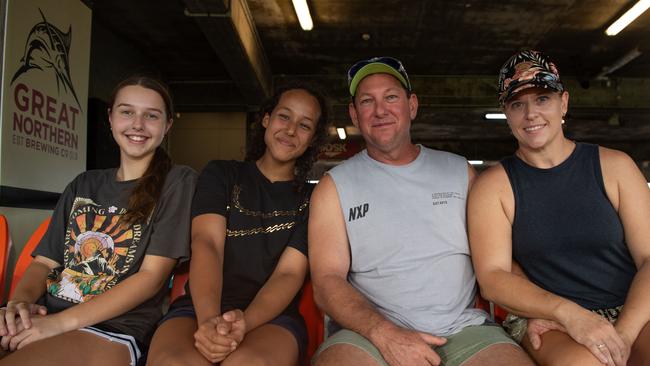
left=299, top=278, right=324, bottom=365
left=0, top=215, right=11, bottom=302
left=475, top=293, right=508, bottom=324
left=9, top=217, right=51, bottom=298
left=170, top=262, right=190, bottom=303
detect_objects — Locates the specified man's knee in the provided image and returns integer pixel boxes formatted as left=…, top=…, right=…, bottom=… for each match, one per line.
left=465, top=343, right=534, bottom=366
left=314, top=344, right=382, bottom=366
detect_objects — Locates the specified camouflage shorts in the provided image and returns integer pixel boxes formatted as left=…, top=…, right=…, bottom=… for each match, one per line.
left=503, top=305, right=623, bottom=343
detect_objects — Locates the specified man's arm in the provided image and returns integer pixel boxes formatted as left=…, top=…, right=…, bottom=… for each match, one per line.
left=309, top=175, right=445, bottom=366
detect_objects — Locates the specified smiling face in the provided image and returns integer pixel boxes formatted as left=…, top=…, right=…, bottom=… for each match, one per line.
left=261, top=88, right=320, bottom=164
left=349, top=73, right=418, bottom=157
left=503, top=87, right=569, bottom=151
left=109, top=85, right=172, bottom=163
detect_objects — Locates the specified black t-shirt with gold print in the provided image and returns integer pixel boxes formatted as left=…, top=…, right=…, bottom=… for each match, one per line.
left=189, top=160, right=311, bottom=320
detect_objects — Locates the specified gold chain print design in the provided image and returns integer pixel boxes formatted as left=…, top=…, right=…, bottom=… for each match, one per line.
left=231, top=185, right=308, bottom=217
left=227, top=222, right=297, bottom=237
left=226, top=185, right=307, bottom=237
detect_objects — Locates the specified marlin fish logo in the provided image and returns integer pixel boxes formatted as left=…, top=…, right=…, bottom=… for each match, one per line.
left=11, top=9, right=82, bottom=111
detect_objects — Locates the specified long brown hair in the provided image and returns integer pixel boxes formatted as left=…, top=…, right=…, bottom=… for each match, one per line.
left=109, top=76, right=174, bottom=224
left=245, top=83, right=329, bottom=190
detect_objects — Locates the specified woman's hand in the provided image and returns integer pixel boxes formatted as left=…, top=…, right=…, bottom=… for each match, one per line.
left=194, top=315, right=239, bottom=363
left=5, top=314, right=65, bottom=351
left=219, top=310, right=246, bottom=345
left=557, top=304, right=628, bottom=366
left=1, top=315, right=28, bottom=350
left=526, top=318, right=566, bottom=350
left=0, top=301, right=47, bottom=336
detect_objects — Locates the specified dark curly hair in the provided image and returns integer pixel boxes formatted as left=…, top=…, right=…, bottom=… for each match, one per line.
left=245, top=83, right=329, bottom=190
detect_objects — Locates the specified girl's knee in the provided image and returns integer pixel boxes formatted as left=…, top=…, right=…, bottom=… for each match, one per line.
left=222, top=350, right=270, bottom=366
left=145, top=350, right=185, bottom=366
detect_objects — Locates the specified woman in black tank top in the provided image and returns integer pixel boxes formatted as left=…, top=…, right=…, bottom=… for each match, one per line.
left=468, top=50, right=650, bottom=366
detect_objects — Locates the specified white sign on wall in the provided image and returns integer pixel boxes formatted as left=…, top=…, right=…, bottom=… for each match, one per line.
left=0, top=0, right=91, bottom=195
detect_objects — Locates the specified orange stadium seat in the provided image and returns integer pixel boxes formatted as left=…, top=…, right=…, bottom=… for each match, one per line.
left=475, top=293, right=508, bottom=325
left=9, top=217, right=51, bottom=298
left=298, top=278, right=324, bottom=365
left=0, top=215, right=11, bottom=302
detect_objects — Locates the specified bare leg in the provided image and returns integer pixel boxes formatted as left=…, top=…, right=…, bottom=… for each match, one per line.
left=628, top=321, right=650, bottom=366
left=0, top=330, right=131, bottom=366
left=146, top=317, right=212, bottom=366
left=221, top=323, right=298, bottom=366
left=464, top=343, right=535, bottom=366
left=523, top=330, right=603, bottom=366
left=314, top=344, right=383, bottom=366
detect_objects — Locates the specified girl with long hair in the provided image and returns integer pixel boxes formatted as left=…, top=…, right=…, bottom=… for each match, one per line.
left=0, top=76, right=196, bottom=366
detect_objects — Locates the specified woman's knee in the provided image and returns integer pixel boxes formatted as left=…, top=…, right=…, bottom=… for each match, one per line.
left=628, top=321, right=650, bottom=366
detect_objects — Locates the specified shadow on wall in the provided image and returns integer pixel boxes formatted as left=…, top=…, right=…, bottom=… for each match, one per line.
left=87, top=97, right=120, bottom=170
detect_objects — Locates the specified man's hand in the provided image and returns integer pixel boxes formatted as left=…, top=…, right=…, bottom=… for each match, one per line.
left=370, top=321, right=447, bottom=366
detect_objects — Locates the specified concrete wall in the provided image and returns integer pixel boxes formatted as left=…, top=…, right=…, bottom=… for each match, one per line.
left=169, top=112, right=247, bottom=172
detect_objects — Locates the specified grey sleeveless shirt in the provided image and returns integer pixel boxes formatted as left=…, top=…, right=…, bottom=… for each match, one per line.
left=328, top=146, right=486, bottom=336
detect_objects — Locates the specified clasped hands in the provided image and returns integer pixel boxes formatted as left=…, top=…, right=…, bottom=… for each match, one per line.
left=0, top=301, right=57, bottom=351
left=194, top=309, right=246, bottom=363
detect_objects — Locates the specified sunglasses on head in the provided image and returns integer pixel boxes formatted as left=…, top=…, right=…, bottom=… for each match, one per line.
left=347, top=56, right=411, bottom=89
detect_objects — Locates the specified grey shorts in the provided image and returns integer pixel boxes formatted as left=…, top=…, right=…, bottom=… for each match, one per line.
left=313, top=323, right=518, bottom=366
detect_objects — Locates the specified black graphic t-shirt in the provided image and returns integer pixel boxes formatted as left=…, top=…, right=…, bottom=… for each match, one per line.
left=188, top=160, right=311, bottom=320
left=33, top=165, right=196, bottom=347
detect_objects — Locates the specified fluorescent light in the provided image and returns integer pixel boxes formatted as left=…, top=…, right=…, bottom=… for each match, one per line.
left=291, top=0, right=313, bottom=31
left=468, top=160, right=484, bottom=165
left=336, top=127, right=347, bottom=140
left=308, top=180, right=319, bottom=184
left=485, top=113, right=506, bottom=120
left=606, top=0, right=650, bottom=36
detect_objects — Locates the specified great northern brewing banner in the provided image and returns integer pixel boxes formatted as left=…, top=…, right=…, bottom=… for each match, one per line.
left=0, top=0, right=91, bottom=196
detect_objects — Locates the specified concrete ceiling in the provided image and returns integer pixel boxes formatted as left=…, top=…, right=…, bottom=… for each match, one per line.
left=84, top=0, right=650, bottom=160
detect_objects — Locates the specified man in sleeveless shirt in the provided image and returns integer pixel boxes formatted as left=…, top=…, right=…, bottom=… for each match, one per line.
left=308, top=57, right=534, bottom=366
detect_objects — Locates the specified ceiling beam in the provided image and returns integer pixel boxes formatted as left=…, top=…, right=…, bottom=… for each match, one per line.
left=183, top=0, right=272, bottom=103
left=276, top=75, right=650, bottom=110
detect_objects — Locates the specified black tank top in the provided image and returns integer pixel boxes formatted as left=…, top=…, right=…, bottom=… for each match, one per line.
left=502, top=143, right=636, bottom=309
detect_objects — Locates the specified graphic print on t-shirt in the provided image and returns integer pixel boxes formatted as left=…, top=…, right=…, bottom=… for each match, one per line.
left=47, top=197, right=141, bottom=303
left=225, top=184, right=307, bottom=237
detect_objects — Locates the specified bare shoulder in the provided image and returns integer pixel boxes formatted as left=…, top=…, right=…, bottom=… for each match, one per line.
left=598, top=145, right=638, bottom=176
left=470, top=163, right=511, bottom=197
left=312, top=174, right=337, bottom=201
left=598, top=146, right=648, bottom=211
